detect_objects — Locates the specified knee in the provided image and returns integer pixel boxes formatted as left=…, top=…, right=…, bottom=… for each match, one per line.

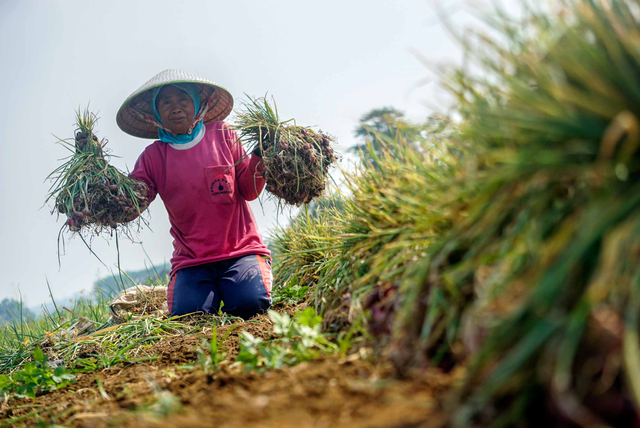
left=225, top=295, right=271, bottom=319
left=170, top=289, right=218, bottom=317
left=170, top=297, right=201, bottom=317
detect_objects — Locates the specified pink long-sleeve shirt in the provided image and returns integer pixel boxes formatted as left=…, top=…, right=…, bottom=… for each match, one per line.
left=131, top=121, right=270, bottom=277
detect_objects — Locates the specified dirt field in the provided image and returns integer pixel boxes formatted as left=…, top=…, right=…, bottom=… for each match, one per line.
left=0, top=305, right=459, bottom=428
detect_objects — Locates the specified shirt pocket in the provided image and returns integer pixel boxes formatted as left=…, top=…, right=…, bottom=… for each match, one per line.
left=204, top=165, right=235, bottom=204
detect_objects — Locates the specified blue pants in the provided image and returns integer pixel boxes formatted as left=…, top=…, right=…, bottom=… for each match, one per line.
left=168, top=254, right=272, bottom=319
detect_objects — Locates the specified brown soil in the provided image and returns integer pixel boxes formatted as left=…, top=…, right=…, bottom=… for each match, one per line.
left=0, top=304, right=457, bottom=428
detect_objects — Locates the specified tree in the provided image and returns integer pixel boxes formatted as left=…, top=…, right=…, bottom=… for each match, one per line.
left=351, top=107, right=423, bottom=166
left=354, top=107, right=404, bottom=138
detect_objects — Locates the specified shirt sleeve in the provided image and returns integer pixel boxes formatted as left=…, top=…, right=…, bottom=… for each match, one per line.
left=223, top=124, right=266, bottom=201
left=130, top=148, right=158, bottom=205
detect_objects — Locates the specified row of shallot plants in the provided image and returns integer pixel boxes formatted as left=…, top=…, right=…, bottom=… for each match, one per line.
left=270, top=195, right=347, bottom=306
left=397, top=1, right=640, bottom=426
left=1, top=280, right=194, bottom=379
left=0, top=291, right=110, bottom=375
left=0, top=266, right=155, bottom=375
left=271, top=116, right=467, bottom=332
left=271, top=0, right=640, bottom=426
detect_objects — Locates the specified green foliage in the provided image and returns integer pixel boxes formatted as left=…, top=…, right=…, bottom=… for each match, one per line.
left=76, top=336, right=160, bottom=371
left=0, top=269, right=177, bottom=376
left=271, top=197, right=347, bottom=306
left=192, top=325, right=238, bottom=372
left=0, top=348, right=75, bottom=398
left=68, top=316, right=199, bottom=373
left=388, top=1, right=640, bottom=426
left=142, top=390, right=183, bottom=418
left=237, top=308, right=337, bottom=371
left=271, top=116, right=465, bottom=329
left=0, top=292, right=110, bottom=374
left=269, top=2, right=640, bottom=425
left=351, top=107, right=424, bottom=165
left=271, top=275, right=309, bottom=305
left=354, top=107, right=404, bottom=138
left=335, top=315, right=372, bottom=358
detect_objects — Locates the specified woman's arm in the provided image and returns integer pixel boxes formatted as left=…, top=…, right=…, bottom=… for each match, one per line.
left=224, top=124, right=266, bottom=201
left=126, top=149, right=158, bottom=220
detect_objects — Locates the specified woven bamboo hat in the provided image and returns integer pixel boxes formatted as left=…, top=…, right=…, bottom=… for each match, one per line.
left=116, top=69, right=234, bottom=139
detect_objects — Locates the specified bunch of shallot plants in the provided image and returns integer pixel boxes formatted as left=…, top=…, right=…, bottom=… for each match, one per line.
left=46, top=109, right=148, bottom=242
left=233, top=96, right=338, bottom=206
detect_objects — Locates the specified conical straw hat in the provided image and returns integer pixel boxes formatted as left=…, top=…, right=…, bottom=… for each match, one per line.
left=116, top=69, right=234, bottom=139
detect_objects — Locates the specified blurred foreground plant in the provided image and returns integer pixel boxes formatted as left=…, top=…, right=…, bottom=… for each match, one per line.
left=389, top=1, right=640, bottom=426
left=270, top=1, right=640, bottom=426
left=237, top=308, right=337, bottom=371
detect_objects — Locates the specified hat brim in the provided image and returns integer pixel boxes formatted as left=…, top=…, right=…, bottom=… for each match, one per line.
left=117, top=75, right=233, bottom=139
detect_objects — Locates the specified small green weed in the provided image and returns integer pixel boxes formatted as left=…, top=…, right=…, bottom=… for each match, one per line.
left=237, top=308, right=337, bottom=370
left=272, top=276, right=309, bottom=305
left=0, top=348, right=75, bottom=398
left=75, top=336, right=160, bottom=371
left=336, top=315, right=372, bottom=358
left=144, top=390, right=182, bottom=418
left=191, top=325, right=238, bottom=372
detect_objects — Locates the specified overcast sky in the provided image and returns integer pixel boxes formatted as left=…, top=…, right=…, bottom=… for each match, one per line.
left=0, top=0, right=511, bottom=307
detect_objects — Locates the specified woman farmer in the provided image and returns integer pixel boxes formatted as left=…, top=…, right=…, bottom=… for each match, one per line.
left=116, top=69, right=272, bottom=319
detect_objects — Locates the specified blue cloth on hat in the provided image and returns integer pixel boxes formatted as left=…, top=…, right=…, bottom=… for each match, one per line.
left=151, top=83, right=204, bottom=144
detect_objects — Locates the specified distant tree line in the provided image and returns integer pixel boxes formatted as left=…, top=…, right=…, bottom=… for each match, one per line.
left=93, top=264, right=170, bottom=297
left=0, top=298, right=35, bottom=325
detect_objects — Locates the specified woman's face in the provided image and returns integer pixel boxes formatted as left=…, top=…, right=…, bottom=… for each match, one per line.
left=155, top=85, right=196, bottom=134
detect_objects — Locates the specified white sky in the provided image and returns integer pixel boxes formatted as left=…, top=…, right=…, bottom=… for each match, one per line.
left=0, top=0, right=513, bottom=307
